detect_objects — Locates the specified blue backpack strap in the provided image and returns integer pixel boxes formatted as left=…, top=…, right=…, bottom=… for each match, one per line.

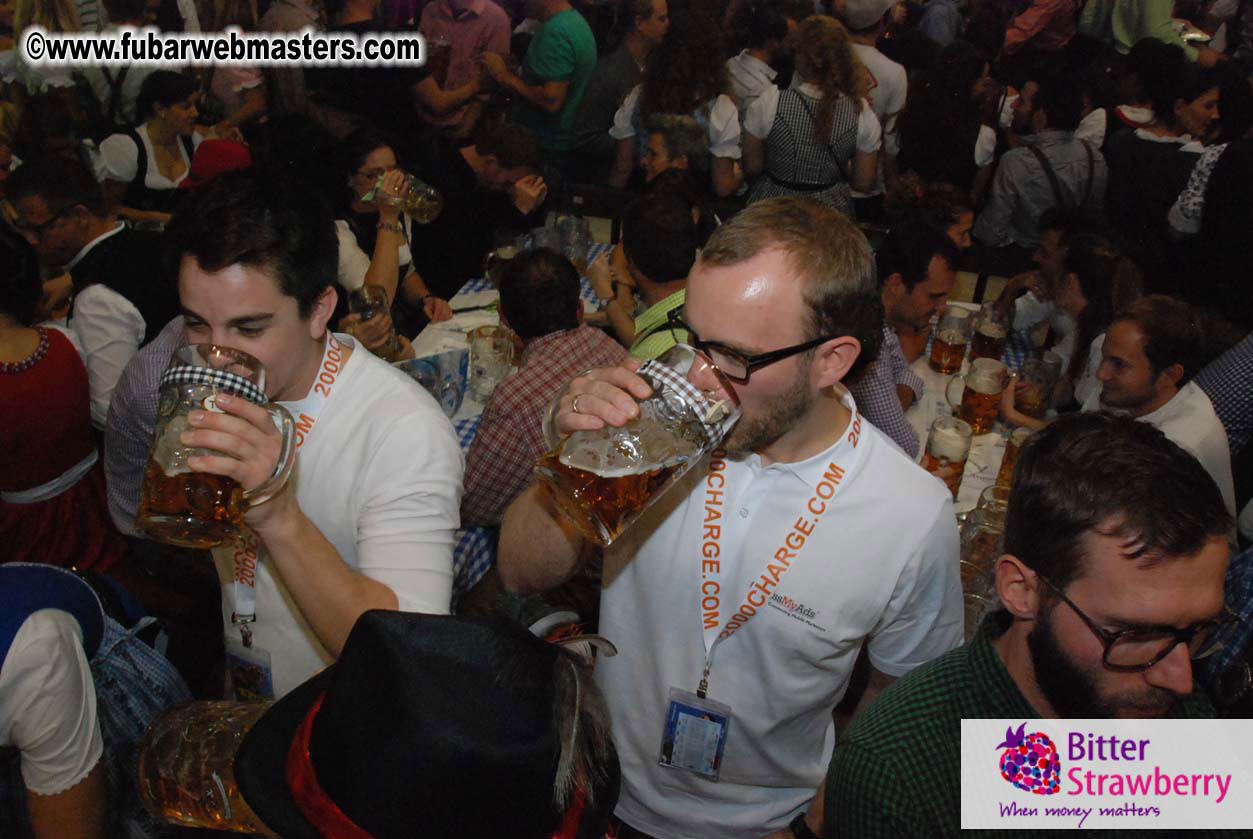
left=0, top=564, right=105, bottom=664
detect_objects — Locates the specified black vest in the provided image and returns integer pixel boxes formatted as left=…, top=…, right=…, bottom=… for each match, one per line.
left=122, top=129, right=195, bottom=214
left=70, top=227, right=180, bottom=346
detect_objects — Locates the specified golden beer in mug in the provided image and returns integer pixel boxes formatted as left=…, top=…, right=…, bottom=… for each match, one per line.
left=970, top=304, right=1009, bottom=361
left=535, top=345, right=739, bottom=546
left=995, top=427, right=1033, bottom=488
left=921, top=416, right=973, bottom=498
left=954, top=358, right=1007, bottom=434
left=137, top=701, right=276, bottom=835
left=137, top=345, right=296, bottom=549
left=929, top=307, right=973, bottom=374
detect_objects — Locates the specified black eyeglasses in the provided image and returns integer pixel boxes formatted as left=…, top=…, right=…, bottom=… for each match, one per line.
left=665, top=309, right=838, bottom=385
left=1036, top=574, right=1238, bottom=673
left=13, top=208, right=66, bottom=240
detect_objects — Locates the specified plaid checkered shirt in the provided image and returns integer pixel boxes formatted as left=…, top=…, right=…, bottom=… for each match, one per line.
left=826, top=610, right=1234, bottom=839
left=460, top=325, right=626, bottom=527
left=848, top=323, right=924, bottom=458
left=1195, top=331, right=1253, bottom=461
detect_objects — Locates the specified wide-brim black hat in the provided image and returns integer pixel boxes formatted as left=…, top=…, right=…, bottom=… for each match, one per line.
left=235, top=611, right=577, bottom=839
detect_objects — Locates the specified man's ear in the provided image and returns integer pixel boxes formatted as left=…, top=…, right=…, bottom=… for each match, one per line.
left=995, top=555, right=1044, bottom=620
left=882, top=272, right=905, bottom=304
left=1157, top=362, right=1185, bottom=390
left=811, top=335, right=861, bottom=389
left=308, top=285, right=338, bottom=340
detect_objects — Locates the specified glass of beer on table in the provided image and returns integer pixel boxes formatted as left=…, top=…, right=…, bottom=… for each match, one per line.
left=929, top=306, right=973, bottom=374
left=969, top=304, right=1009, bottom=361
left=1015, top=351, right=1062, bottom=419
left=951, top=357, right=1007, bottom=434
left=922, top=416, right=973, bottom=498
left=995, top=426, right=1033, bottom=488
left=535, top=344, right=740, bottom=546
left=137, top=345, right=297, bottom=549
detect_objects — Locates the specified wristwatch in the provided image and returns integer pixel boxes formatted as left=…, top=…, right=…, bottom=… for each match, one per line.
left=789, top=812, right=818, bottom=839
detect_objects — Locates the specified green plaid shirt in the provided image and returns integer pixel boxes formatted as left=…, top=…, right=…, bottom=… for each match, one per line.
left=825, top=612, right=1241, bottom=839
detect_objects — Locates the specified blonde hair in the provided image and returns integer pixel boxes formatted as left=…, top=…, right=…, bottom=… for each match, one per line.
left=700, top=196, right=882, bottom=381
left=14, top=0, right=80, bottom=32
left=793, top=15, right=870, bottom=140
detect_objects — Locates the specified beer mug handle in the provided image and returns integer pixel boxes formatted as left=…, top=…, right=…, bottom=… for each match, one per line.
left=945, top=374, right=967, bottom=412
left=242, top=404, right=297, bottom=507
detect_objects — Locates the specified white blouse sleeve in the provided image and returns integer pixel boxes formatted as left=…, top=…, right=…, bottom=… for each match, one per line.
left=0, top=610, right=103, bottom=796
left=707, top=95, right=742, bottom=160
left=97, top=133, right=140, bottom=183
left=608, top=85, right=642, bottom=140
left=974, top=125, right=997, bottom=168
left=744, top=85, right=780, bottom=140
left=856, top=99, right=883, bottom=154
left=335, top=220, right=371, bottom=292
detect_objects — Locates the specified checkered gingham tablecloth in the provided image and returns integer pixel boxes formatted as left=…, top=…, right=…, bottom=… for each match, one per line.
left=448, top=242, right=611, bottom=604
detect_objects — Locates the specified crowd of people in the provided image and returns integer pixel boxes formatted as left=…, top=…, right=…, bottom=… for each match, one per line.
left=1, top=0, right=1253, bottom=837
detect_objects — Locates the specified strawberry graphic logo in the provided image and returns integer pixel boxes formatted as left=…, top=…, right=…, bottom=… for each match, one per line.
left=996, top=722, right=1061, bottom=795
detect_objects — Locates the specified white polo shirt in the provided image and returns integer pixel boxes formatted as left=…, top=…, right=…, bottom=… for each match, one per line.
left=1083, top=381, right=1235, bottom=520
left=596, top=392, right=963, bottom=838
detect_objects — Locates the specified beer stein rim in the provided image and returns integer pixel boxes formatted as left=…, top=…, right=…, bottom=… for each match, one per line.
left=163, top=343, right=268, bottom=405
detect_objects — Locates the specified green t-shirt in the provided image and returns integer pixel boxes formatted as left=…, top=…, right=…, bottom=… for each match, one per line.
left=826, top=611, right=1234, bottom=839
left=516, top=8, right=598, bottom=152
left=629, top=288, right=687, bottom=361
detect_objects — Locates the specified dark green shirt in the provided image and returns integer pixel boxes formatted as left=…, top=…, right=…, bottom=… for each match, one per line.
left=825, top=612, right=1243, bottom=839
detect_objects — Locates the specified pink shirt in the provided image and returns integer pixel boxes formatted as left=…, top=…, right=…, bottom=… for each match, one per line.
left=418, top=0, right=511, bottom=126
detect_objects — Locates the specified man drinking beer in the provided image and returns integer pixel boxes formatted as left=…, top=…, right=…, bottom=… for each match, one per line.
left=163, top=170, right=463, bottom=699
left=498, top=197, right=963, bottom=839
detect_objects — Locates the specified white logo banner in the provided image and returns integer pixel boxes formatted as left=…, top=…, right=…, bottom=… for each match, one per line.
left=961, top=719, right=1253, bottom=830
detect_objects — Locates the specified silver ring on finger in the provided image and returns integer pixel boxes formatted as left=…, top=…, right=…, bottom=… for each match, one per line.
left=572, top=394, right=583, bottom=414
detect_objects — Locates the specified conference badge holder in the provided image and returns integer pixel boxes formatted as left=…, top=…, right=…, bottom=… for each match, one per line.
left=225, top=634, right=275, bottom=701
left=657, top=687, right=731, bottom=781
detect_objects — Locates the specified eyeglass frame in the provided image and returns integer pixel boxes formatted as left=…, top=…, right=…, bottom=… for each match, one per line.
left=1035, top=573, right=1237, bottom=673
left=12, top=206, right=68, bottom=240
left=665, top=309, right=840, bottom=385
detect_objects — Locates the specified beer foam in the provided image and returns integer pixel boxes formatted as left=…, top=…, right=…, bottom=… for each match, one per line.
left=928, top=423, right=971, bottom=462
left=976, top=322, right=1008, bottom=339
left=559, top=424, right=701, bottom=478
left=936, top=328, right=968, bottom=346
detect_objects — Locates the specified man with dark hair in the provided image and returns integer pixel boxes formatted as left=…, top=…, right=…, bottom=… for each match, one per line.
left=409, top=120, right=551, bottom=299
left=827, top=411, right=1236, bottom=838
left=570, top=0, right=669, bottom=172
left=499, top=197, right=962, bottom=838
left=974, top=74, right=1108, bottom=254
left=7, top=155, right=178, bottom=427
left=589, top=193, right=698, bottom=359
left=850, top=222, right=958, bottom=456
left=1082, top=295, right=1236, bottom=520
left=162, top=169, right=462, bottom=699
left=726, top=1, right=796, bottom=120
left=461, top=248, right=625, bottom=527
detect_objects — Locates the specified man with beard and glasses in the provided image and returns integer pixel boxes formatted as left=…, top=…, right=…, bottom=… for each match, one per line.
left=497, top=197, right=963, bottom=839
left=825, top=411, right=1237, bottom=839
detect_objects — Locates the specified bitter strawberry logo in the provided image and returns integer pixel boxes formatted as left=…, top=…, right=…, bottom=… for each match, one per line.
left=996, top=722, right=1061, bottom=795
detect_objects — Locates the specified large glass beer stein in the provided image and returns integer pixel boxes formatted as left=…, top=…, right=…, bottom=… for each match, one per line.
left=950, top=357, right=1008, bottom=434
left=535, top=345, right=740, bottom=546
left=137, top=345, right=296, bottom=548
left=137, top=701, right=276, bottom=835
